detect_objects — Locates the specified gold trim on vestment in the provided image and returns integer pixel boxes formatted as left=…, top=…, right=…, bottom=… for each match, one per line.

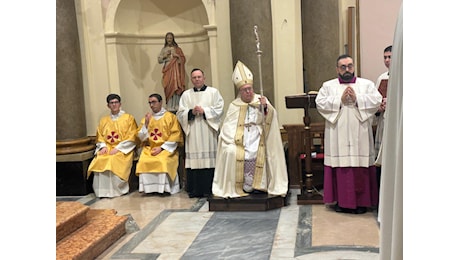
left=234, top=104, right=248, bottom=196
left=233, top=103, right=274, bottom=194
left=252, top=105, right=273, bottom=191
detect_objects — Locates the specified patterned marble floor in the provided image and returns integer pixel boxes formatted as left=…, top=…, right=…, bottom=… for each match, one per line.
left=58, top=189, right=380, bottom=260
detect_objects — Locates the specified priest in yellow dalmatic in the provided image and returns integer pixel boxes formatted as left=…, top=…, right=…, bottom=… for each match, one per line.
left=135, top=93, right=184, bottom=194
left=212, top=61, right=289, bottom=198
left=87, top=93, right=138, bottom=198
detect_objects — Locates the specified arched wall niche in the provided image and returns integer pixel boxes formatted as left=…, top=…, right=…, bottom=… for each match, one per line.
left=104, top=0, right=209, bottom=34
left=102, top=0, right=213, bottom=122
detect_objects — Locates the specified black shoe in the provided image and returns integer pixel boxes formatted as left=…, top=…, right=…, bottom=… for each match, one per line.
left=334, top=204, right=359, bottom=214
left=354, top=207, right=368, bottom=214
left=334, top=204, right=345, bottom=213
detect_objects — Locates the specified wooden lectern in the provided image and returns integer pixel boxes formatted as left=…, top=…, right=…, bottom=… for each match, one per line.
left=285, top=93, right=323, bottom=204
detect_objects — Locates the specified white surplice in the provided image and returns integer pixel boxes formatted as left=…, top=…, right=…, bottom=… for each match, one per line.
left=315, top=78, right=382, bottom=168
left=176, top=86, right=224, bottom=169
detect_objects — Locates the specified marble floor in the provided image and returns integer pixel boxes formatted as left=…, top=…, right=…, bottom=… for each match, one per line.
left=58, top=189, right=380, bottom=260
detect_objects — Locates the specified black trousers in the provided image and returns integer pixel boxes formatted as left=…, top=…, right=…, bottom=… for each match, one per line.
left=186, top=168, right=214, bottom=198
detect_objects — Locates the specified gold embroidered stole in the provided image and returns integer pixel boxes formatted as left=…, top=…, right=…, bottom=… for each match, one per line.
left=234, top=104, right=273, bottom=195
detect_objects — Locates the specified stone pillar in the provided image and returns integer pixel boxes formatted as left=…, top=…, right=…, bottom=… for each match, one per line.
left=56, top=0, right=93, bottom=154
left=204, top=25, right=219, bottom=87
left=229, top=0, right=274, bottom=103
left=302, top=0, right=340, bottom=123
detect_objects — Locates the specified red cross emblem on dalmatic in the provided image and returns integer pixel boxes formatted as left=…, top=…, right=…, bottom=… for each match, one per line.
left=150, top=128, right=162, bottom=141
left=107, top=131, right=119, bottom=143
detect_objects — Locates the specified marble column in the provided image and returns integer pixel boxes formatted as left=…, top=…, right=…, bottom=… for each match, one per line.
left=56, top=0, right=93, bottom=154
left=229, top=0, right=274, bottom=103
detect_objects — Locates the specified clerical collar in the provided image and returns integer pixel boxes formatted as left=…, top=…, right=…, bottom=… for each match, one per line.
left=152, top=107, right=166, bottom=119
left=338, top=76, right=357, bottom=84
left=153, top=107, right=166, bottom=117
left=110, top=110, right=125, bottom=120
left=193, top=85, right=207, bottom=92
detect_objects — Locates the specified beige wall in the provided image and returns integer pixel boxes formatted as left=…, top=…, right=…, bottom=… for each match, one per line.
left=359, top=0, right=402, bottom=82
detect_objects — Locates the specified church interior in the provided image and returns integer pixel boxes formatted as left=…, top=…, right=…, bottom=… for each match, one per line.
left=55, top=0, right=404, bottom=259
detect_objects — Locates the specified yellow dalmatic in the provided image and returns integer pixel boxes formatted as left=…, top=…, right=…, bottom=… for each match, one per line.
left=87, top=113, right=138, bottom=181
left=135, top=112, right=183, bottom=180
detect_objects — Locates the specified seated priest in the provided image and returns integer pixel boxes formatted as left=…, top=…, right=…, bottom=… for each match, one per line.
left=87, top=93, right=138, bottom=198
left=135, top=93, right=184, bottom=195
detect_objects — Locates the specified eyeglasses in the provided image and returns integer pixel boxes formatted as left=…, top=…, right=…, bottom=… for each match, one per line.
left=108, top=101, right=120, bottom=105
left=240, top=87, right=253, bottom=93
left=338, top=64, right=354, bottom=71
left=148, top=101, right=159, bottom=105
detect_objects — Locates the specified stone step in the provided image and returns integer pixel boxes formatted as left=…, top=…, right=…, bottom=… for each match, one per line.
left=56, top=202, right=128, bottom=260
left=56, top=201, right=89, bottom=242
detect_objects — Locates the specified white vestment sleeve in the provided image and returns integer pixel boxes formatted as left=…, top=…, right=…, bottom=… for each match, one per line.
left=116, top=140, right=136, bottom=154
